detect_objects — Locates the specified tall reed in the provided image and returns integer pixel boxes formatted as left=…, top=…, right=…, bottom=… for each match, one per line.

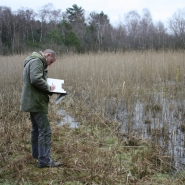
left=1, top=50, right=185, bottom=184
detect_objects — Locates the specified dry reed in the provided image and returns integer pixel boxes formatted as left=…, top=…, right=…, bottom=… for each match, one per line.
left=0, top=51, right=185, bottom=184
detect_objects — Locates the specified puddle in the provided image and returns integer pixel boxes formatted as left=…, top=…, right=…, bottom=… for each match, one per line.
left=113, top=96, right=185, bottom=170
left=56, top=95, right=185, bottom=170
left=57, top=109, right=79, bottom=128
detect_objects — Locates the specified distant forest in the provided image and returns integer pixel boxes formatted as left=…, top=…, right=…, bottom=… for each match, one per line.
left=0, top=3, right=185, bottom=54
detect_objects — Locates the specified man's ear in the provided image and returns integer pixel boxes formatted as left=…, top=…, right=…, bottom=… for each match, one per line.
left=45, top=53, right=50, bottom=57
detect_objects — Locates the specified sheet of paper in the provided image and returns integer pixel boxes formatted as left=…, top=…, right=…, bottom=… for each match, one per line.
left=47, top=78, right=66, bottom=93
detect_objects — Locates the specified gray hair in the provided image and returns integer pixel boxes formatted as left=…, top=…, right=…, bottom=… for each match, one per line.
left=43, top=49, right=57, bottom=58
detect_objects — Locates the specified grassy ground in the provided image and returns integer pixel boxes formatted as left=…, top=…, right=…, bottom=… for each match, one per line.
left=1, top=51, right=185, bottom=184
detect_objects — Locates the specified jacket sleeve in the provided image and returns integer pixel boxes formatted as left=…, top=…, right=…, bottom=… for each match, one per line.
left=29, top=59, right=50, bottom=92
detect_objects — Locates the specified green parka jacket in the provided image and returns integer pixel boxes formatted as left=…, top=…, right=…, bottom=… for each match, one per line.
left=20, top=52, right=51, bottom=113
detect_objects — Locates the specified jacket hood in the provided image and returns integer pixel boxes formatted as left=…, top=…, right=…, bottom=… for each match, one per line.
left=24, top=52, right=46, bottom=67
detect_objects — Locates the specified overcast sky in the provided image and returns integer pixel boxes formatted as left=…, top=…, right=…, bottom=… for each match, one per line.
left=1, top=0, right=185, bottom=25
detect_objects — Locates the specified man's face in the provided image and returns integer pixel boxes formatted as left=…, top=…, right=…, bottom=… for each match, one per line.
left=45, top=54, right=56, bottom=67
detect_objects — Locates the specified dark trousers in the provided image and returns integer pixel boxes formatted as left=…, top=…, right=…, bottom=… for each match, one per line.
left=30, top=112, right=51, bottom=165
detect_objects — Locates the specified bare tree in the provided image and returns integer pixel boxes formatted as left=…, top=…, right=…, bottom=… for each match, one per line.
left=153, top=21, right=167, bottom=49
left=169, top=8, right=185, bottom=36
left=25, top=9, right=37, bottom=42
left=111, top=23, right=127, bottom=51
left=168, top=8, right=185, bottom=48
left=0, top=7, right=3, bottom=47
left=138, top=9, right=154, bottom=49
left=0, top=6, right=14, bottom=54
left=15, top=8, right=36, bottom=45
left=38, top=3, right=52, bottom=42
left=49, top=9, right=62, bottom=29
left=124, top=10, right=140, bottom=49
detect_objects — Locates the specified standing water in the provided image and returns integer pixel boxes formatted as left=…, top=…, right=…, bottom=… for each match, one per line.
left=114, top=92, right=185, bottom=170
left=57, top=109, right=79, bottom=128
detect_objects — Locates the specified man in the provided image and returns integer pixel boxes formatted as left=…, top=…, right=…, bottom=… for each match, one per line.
left=20, top=49, right=62, bottom=168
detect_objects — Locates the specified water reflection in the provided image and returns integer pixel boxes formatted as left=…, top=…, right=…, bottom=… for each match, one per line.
left=115, top=97, right=185, bottom=170
left=57, top=109, right=79, bottom=128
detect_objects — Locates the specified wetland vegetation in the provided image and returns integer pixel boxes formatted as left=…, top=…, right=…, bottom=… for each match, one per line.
left=1, top=51, right=185, bottom=184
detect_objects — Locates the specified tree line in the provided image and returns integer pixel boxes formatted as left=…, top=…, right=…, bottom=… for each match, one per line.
left=0, top=3, right=185, bottom=55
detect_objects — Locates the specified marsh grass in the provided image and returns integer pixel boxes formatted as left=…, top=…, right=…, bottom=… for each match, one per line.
left=0, top=51, right=185, bottom=184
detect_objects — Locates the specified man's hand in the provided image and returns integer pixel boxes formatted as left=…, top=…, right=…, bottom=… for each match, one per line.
left=50, top=83, right=56, bottom=91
